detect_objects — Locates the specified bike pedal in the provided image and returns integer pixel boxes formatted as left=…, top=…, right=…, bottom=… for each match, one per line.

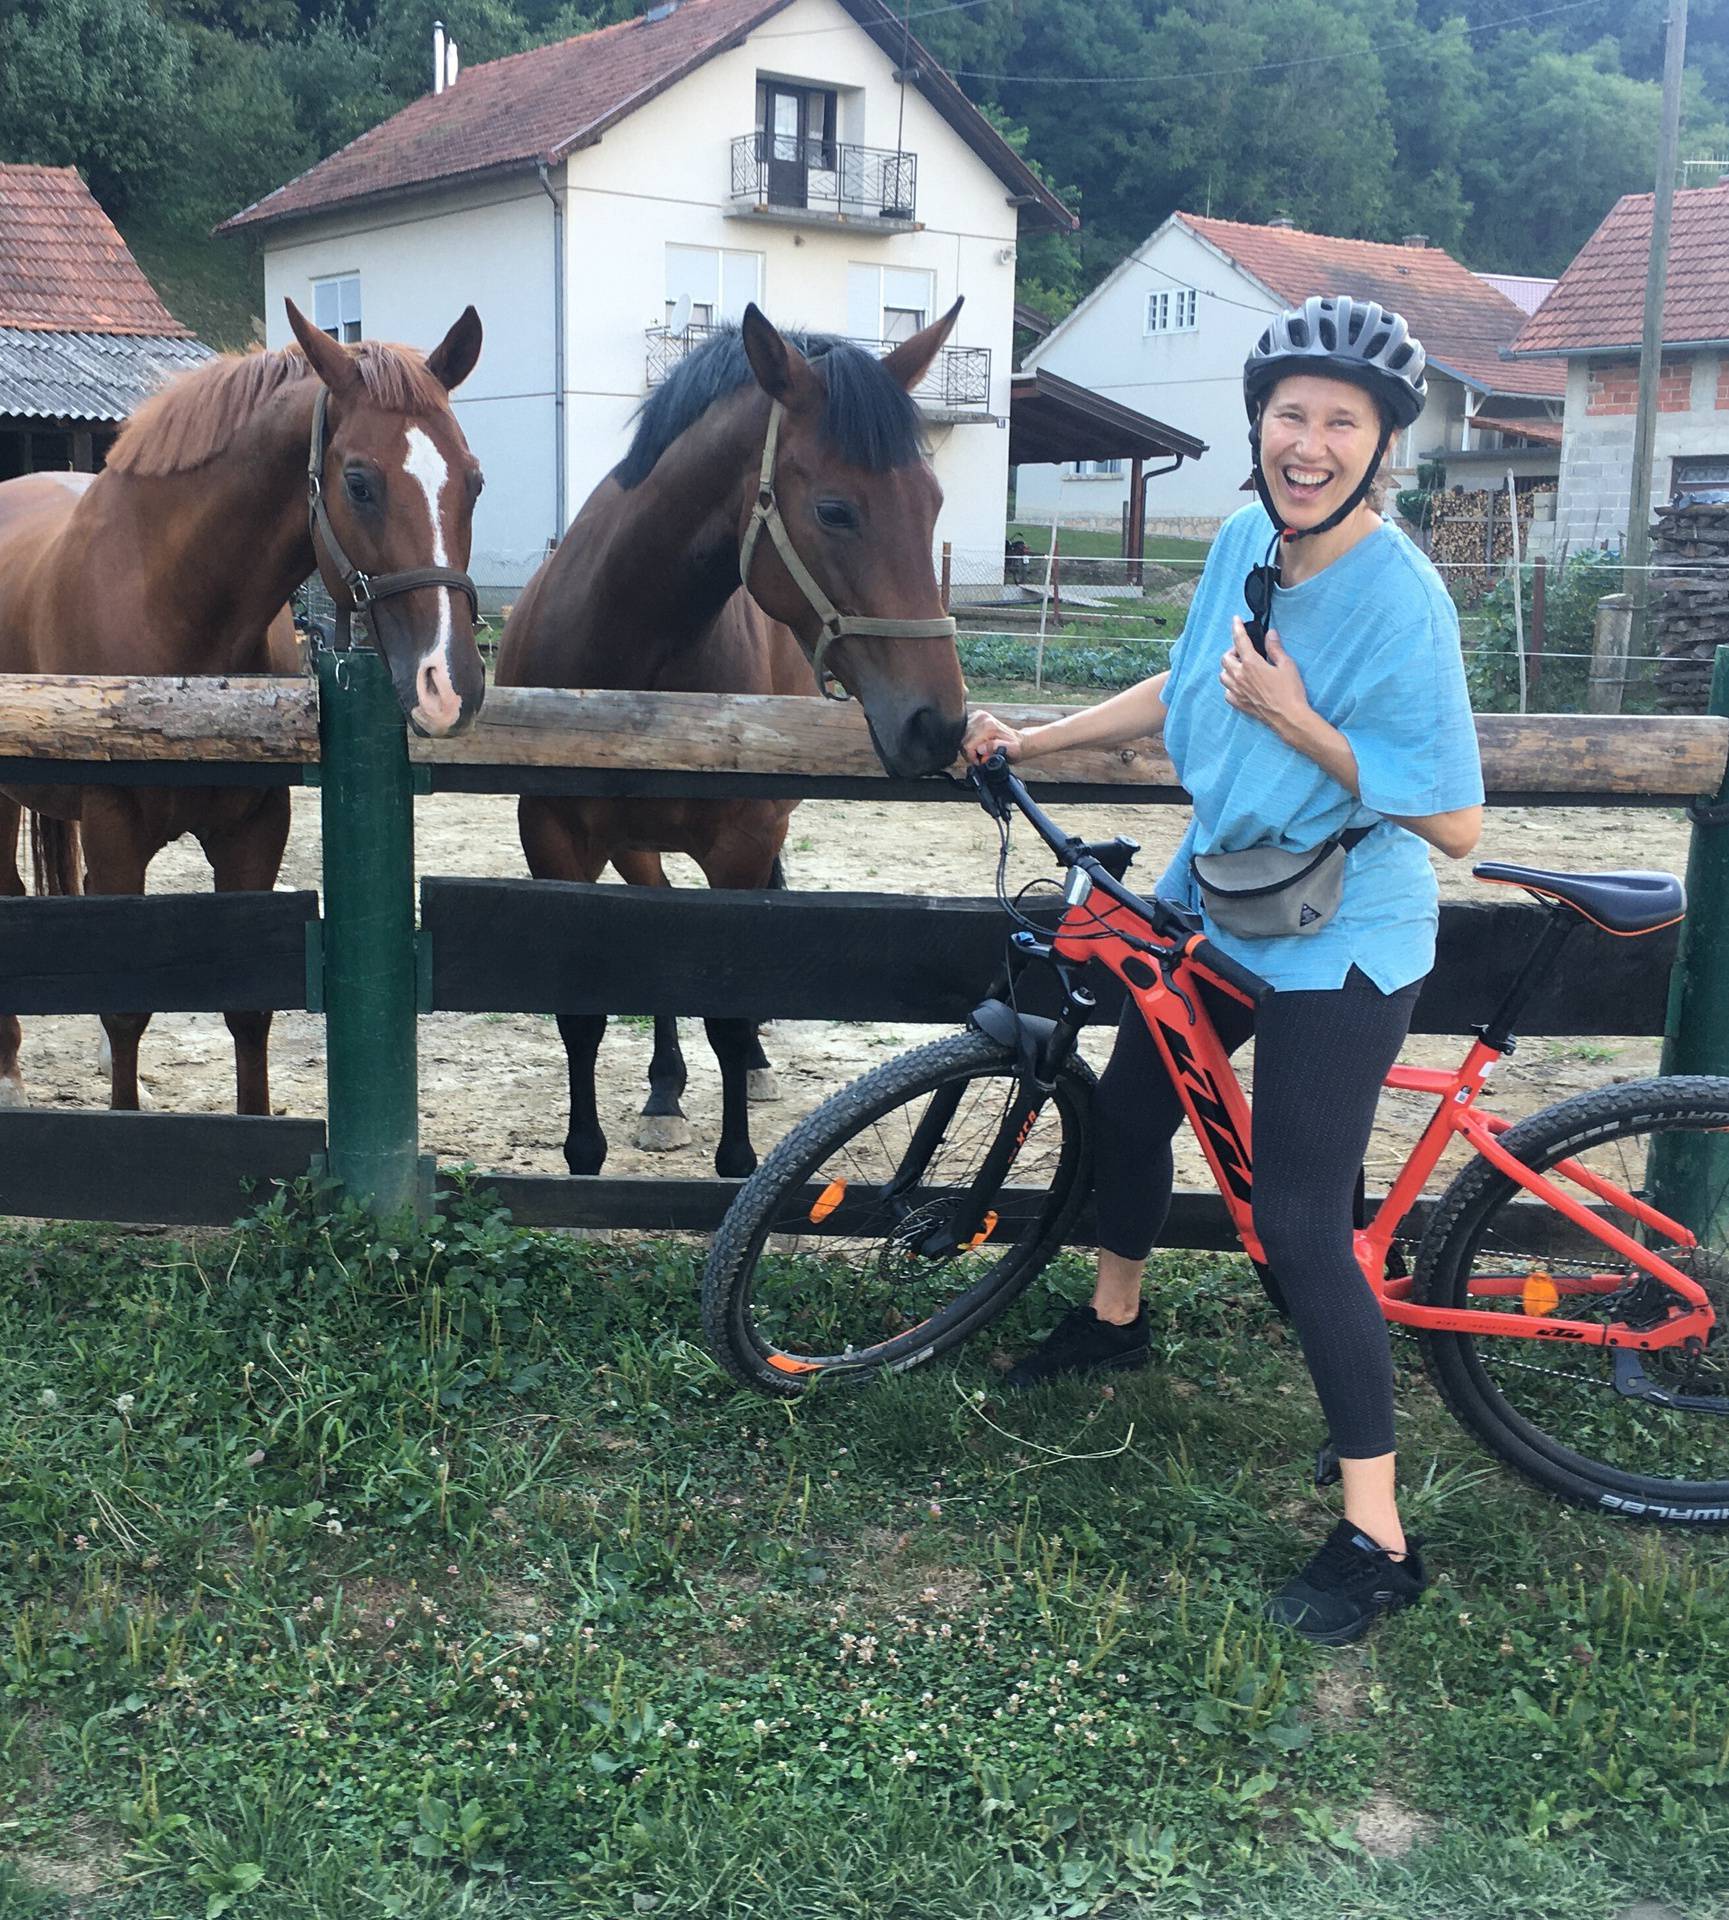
left=1313, top=1441, right=1342, bottom=1489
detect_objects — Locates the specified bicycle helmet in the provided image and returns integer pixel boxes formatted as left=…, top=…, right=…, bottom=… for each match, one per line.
left=1244, top=294, right=1428, bottom=541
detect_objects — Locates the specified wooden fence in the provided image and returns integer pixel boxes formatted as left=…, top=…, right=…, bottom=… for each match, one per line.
left=3, top=657, right=1729, bottom=1242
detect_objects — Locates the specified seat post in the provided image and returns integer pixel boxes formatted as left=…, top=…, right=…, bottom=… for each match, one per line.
left=1479, top=909, right=1577, bottom=1053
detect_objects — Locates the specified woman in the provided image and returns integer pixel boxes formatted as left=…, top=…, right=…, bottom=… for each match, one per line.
left=963, top=295, right=1484, bottom=1644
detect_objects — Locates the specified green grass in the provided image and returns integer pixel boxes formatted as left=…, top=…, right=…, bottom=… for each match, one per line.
left=116, top=217, right=262, bottom=353
left=1007, top=525, right=1214, bottom=567
left=2, top=1184, right=1727, bottom=1917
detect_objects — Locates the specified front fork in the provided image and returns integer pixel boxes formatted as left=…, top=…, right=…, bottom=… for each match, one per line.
left=899, top=931, right=1097, bottom=1257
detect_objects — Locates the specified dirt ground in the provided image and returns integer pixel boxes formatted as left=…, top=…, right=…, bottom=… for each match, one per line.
left=4, top=788, right=1691, bottom=1198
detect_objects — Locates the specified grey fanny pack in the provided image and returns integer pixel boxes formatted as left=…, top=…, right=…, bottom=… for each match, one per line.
left=1192, top=825, right=1378, bottom=940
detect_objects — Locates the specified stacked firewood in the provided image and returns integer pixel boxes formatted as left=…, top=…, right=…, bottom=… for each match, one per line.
left=1653, top=503, right=1729, bottom=714
left=1421, top=486, right=1550, bottom=602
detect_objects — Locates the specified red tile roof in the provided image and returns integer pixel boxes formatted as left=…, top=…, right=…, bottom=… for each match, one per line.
left=1179, top=213, right=1564, bottom=400
left=221, top=0, right=1072, bottom=235
left=0, top=165, right=190, bottom=335
left=1508, top=184, right=1729, bottom=356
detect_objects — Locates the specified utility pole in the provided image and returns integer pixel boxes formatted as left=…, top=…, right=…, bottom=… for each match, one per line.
left=1626, top=0, right=1689, bottom=645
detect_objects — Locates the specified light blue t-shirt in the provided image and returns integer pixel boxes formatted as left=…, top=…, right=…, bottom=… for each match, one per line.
left=1156, top=503, right=1483, bottom=994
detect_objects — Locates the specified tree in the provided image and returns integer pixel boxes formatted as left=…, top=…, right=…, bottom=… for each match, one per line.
left=0, top=0, right=188, bottom=211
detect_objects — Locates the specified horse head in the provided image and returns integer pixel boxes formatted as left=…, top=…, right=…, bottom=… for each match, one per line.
left=286, top=300, right=488, bottom=738
left=736, top=304, right=969, bottom=779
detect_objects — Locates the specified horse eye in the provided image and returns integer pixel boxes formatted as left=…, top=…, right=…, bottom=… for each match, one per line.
left=815, top=499, right=857, bottom=531
left=344, top=469, right=376, bottom=507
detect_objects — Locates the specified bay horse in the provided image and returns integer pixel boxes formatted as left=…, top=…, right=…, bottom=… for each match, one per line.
left=0, top=300, right=488, bottom=1114
left=498, top=302, right=969, bottom=1179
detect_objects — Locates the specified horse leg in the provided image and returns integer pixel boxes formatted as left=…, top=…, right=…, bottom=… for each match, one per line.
left=746, top=849, right=792, bottom=1106
left=612, top=851, right=693, bottom=1156
left=199, top=789, right=292, bottom=1116
left=0, top=794, right=24, bottom=1108
left=81, top=790, right=167, bottom=1111
left=520, top=796, right=612, bottom=1176
left=694, top=814, right=795, bottom=1180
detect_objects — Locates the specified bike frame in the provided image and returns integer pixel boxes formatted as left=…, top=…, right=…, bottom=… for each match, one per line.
left=1051, top=895, right=1717, bottom=1354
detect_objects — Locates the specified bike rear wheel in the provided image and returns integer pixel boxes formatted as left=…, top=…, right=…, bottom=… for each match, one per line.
left=1416, top=1076, right=1729, bottom=1522
left=702, top=1029, right=1094, bottom=1396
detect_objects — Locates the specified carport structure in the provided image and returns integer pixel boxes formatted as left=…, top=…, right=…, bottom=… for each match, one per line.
left=1008, top=366, right=1207, bottom=580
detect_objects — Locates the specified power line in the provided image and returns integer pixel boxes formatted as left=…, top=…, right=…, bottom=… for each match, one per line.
left=950, top=0, right=1610, bottom=86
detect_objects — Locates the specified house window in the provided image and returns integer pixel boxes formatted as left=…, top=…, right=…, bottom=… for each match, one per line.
left=1672, top=454, right=1729, bottom=503
left=664, top=244, right=762, bottom=329
left=1070, top=459, right=1123, bottom=478
left=847, top=264, right=935, bottom=345
left=313, top=274, right=361, bottom=344
left=1144, top=287, right=1197, bottom=335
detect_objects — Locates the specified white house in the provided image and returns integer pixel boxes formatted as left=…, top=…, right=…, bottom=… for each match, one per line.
left=219, top=0, right=1075, bottom=597
left=1014, top=213, right=1565, bottom=537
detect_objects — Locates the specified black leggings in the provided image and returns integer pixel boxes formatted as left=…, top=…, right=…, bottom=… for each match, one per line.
left=1092, top=965, right=1421, bottom=1459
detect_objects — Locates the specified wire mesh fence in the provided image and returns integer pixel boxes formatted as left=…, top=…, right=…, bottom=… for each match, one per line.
left=286, top=518, right=1729, bottom=720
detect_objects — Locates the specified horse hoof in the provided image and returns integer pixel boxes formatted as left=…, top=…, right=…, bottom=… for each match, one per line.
left=636, top=1113, right=693, bottom=1154
left=0, top=1077, right=27, bottom=1110
left=746, top=1068, right=782, bottom=1104
left=715, top=1144, right=758, bottom=1180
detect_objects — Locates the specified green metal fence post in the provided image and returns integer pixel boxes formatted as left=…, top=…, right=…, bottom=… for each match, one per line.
left=1653, top=646, right=1729, bottom=1234
left=317, top=646, right=421, bottom=1217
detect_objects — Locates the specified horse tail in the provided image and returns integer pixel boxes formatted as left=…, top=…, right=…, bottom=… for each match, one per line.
left=28, top=814, right=82, bottom=898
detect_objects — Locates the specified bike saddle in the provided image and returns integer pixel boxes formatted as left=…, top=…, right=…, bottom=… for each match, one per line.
left=1473, top=862, right=1685, bottom=936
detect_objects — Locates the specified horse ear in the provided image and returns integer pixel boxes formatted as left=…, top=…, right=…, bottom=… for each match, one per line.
left=427, top=306, right=483, bottom=392
left=285, top=299, right=360, bottom=395
left=881, top=297, right=964, bottom=394
left=740, top=304, right=820, bottom=411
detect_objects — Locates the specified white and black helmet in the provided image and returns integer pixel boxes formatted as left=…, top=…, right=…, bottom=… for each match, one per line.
left=1244, top=295, right=1427, bottom=429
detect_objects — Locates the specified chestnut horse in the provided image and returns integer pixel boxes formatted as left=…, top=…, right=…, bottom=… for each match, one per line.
left=0, top=301, right=488, bottom=1114
left=499, top=303, right=968, bottom=1179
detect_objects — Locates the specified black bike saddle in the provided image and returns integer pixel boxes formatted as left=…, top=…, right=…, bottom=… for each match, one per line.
left=1473, top=862, right=1685, bottom=936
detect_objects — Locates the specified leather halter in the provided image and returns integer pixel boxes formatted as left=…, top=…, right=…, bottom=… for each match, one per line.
left=737, top=399, right=958, bottom=700
left=306, top=384, right=479, bottom=650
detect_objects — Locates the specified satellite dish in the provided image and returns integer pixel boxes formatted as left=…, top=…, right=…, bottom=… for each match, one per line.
left=668, top=292, right=693, bottom=334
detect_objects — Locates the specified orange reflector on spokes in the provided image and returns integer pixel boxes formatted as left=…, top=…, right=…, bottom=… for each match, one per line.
left=766, top=1353, right=822, bottom=1375
left=1522, top=1271, right=1560, bottom=1317
left=966, top=1211, right=1000, bottom=1250
left=809, top=1179, right=847, bottom=1224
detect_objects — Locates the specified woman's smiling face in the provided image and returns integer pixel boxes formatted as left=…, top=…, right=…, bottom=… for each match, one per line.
left=1258, top=373, right=1387, bottom=529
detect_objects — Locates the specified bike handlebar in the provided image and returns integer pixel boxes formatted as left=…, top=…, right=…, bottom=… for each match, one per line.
left=968, top=752, right=1274, bottom=1007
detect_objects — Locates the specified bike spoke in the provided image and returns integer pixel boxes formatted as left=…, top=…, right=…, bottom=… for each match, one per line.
left=1452, top=1118, right=1729, bottom=1488
left=746, top=1071, right=1068, bottom=1367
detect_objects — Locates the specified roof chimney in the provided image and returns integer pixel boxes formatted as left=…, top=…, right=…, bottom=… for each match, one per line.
left=1403, top=233, right=1429, bottom=248
left=1267, top=215, right=1295, bottom=230
left=433, top=19, right=445, bottom=92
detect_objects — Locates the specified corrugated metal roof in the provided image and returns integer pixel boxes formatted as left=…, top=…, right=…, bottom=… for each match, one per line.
left=0, top=328, right=214, bottom=423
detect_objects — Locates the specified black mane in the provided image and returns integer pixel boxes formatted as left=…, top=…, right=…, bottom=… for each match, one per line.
left=615, top=325, right=924, bottom=490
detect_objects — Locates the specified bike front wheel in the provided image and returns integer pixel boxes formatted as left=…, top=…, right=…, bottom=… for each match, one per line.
left=702, top=1029, right=1095, bottom=1396
left=1416, top=1076, right=1729, bottom=1523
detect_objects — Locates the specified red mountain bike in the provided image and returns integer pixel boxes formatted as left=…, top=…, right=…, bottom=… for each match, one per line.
left=702, top=756, right=1729, bottom=1524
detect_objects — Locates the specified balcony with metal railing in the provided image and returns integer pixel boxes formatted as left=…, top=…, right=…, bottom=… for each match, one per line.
left=645, top=322, right=992, bottom=418
left=727, top=132, right=918, bottom=231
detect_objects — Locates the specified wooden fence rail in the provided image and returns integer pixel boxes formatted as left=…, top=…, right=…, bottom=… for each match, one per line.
left=2, top=676, right=1726, bottom=801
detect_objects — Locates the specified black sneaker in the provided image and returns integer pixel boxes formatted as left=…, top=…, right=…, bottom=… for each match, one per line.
left=1003, top=1303, right=1150, bottom=1389
left=1265, top=1520, right=1428, bottom=1645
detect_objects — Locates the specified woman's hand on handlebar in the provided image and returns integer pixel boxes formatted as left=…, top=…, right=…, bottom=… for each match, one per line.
left=961, top=709, right=1023, bottom=765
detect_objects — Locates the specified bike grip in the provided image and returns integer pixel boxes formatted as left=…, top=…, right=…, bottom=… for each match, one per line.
left=1184, top=934, right=1274, bottom=1006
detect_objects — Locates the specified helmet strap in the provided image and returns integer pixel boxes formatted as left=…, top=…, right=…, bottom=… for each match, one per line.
left=1250, top=416, right=1393, bottom=543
